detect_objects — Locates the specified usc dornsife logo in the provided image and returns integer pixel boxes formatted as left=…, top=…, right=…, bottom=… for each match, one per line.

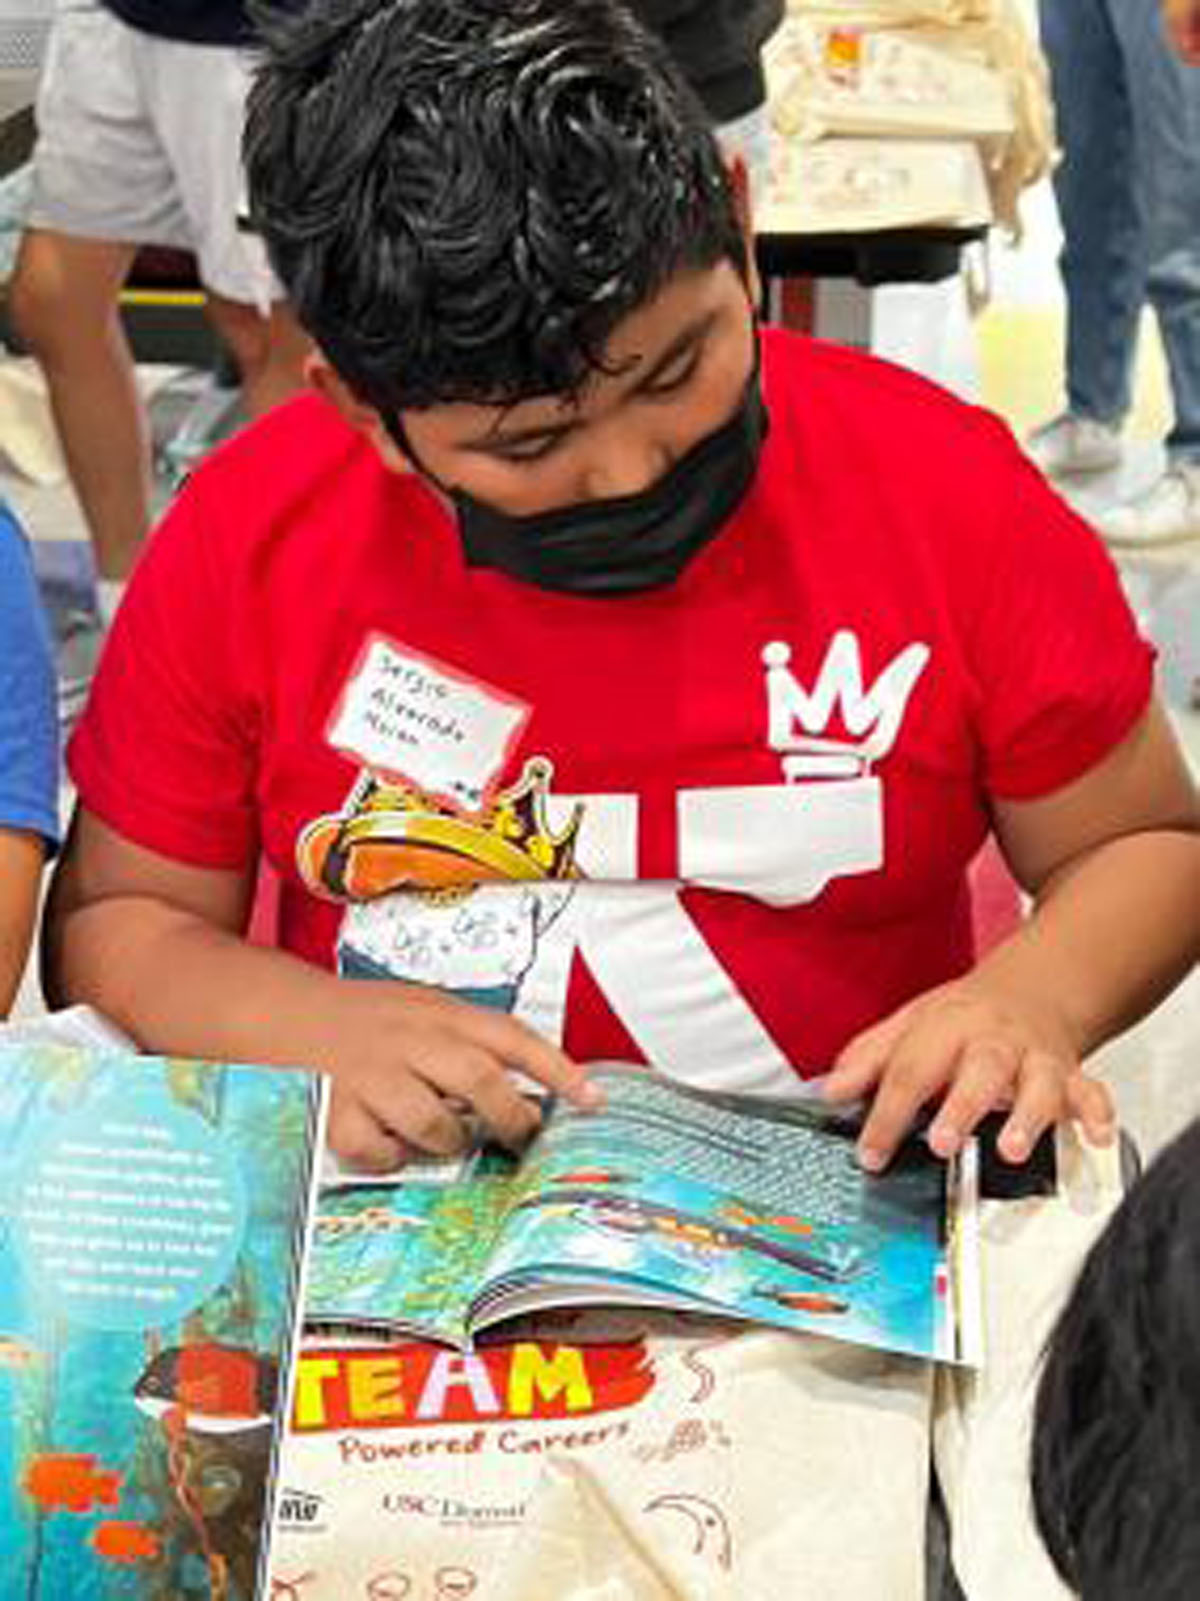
left=292, top=1341, right=655, bottom=1434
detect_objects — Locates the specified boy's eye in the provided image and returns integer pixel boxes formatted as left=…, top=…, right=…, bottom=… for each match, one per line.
left=489, top=432, right=566, bottom=464
left=482, top=344, right=703, bottom=462
left=642, top=348, right=702, bottom=397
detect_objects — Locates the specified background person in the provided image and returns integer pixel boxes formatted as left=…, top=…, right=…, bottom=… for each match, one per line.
left=1030, top=0, right=1200, bottom=548
left=631, top=0, right=783, bottom=193
left=8, top=0, right=308, bottom=629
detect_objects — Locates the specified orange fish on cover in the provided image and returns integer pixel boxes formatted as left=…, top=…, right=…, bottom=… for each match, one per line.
left=89, top=1521, right=162, bottom=1565
left=23, top=1454, right=122, bottom=1514
left=0, top=1335, right=42, bottom=1370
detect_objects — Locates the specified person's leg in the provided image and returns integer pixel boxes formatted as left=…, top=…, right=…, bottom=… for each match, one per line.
left=1038, top=0, right=1144, bottom=427
left=1114, top=0, right=1200, bottom=463
left=1091, top=0, right=1200, bottom=545
left=144, top=37, right=308, bottom=421
left=203, top=293, right=310, bottom=420
left=15, top=3, right=195, bottom=603
left=9, top=231, right=146, bottom=585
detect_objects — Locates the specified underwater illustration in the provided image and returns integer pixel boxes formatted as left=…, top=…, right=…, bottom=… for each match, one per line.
left=0, top=1041, right=323, bottom=1600
left=306, top=1065, right=978, bottom=1365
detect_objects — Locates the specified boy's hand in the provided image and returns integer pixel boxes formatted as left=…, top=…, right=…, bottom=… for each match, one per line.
left=822, top=975, right=1115, bottom=1173
left=320, top=980, right=602, bottom=1170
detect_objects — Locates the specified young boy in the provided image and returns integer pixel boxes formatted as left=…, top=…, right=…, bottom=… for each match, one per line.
left=0, top=504, right=59, bottom=1017
left=44, top=0, right=1200, bottom=1175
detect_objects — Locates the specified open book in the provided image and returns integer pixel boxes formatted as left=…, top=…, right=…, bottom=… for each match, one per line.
left=0, top=1036, right=326, bottom=1600
left=309, top=1063, right=982, bottom=1365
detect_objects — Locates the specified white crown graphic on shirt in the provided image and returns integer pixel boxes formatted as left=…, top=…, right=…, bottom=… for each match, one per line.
left=762, top=633, right=930, bottom=781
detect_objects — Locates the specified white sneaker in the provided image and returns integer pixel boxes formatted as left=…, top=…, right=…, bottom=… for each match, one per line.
left=1094, top=466, right=1200, bottom=548
left=1026, top=413, right=1123, bottom=477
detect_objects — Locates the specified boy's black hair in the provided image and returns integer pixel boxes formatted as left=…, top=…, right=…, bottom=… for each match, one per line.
left=1031, top=1117, right=1200, bottom=1600
left=245, top=0, right=747, bottom=414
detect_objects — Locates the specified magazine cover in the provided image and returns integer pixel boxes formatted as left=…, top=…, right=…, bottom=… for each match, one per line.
left=308, top=1064, right=981, bottom=1365
left=0, top=1040, right=326, bottom=1600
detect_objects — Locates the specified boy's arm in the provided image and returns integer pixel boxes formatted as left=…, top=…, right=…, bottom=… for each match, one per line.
left=825, top=698, right=1200, bottom=1169
left=0, top=829, right=47, bottom=1017
left=43, top=809, right=599, bottom=1167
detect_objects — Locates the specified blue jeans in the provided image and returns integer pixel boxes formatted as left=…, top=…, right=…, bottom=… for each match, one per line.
left=1039, top=0, right=1200, bottom=461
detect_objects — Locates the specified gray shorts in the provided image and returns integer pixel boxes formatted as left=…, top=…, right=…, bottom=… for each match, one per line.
left=28, top=0, right=279, bottom=308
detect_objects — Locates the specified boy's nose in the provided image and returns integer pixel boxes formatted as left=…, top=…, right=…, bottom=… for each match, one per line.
left=580, top=439, right=672, bottom=501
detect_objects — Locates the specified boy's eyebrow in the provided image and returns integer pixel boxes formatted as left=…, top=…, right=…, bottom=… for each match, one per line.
left=468, top=414, right=580, bottom=452
left=463, top=308, right=720, bottom=451
left=630, top=308, right=718, bottom=391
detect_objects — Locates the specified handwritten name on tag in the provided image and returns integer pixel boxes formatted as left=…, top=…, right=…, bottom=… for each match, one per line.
left=329, top=635, right=529, bottom=810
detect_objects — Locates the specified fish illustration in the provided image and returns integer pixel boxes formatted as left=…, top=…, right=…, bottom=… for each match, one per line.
left=516, top=1191, right=860, bottom=1282
left=549, top=1169, right=628, bottom=1186
left=720, top=1204, right=814, bottom=1236
left=89, top=1521, right=162, bottom=1565
left=754, top=1285, right=850, bottom=1316
left=134, top=1344, right=278, bottom=1435
left=0, top=1334, right=42, bottom=1371
left=23, top=1453, right=122, bottom=1514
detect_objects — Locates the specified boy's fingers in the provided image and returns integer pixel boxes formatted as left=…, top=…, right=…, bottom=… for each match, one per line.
left=927, top=1043, right=1018, bottom=1158
left=327, top=1095, right=410, bottom=1173
left=474, top=1009, right=604, bottom=1110
left=995, top=1051, right=1067, bottom=1163
left=822, top=1052, right=884, bottom=1103
left=825, top=1006, right=916, bottom=1101
left=429, top=1046, right=543, bottom=1149
left=377, top=1076, right=471, bottom=1157
left=1066, top=1073, right=1117, bottom=1145
left=856, top=1054, right=952, bottom=1172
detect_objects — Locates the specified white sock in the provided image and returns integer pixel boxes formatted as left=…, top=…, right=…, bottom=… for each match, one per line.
left=95, top=578, right=126, bottom=629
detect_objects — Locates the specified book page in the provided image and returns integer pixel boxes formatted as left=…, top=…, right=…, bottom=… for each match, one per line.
left=305, top=1146, right=522, bottom=1346
left=475, top=1063, right=976, bottom=1364
left=0, top=1040, right=324, bottom=1600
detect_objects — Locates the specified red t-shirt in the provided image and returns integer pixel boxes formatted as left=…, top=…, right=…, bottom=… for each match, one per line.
left=70, top=329, right=1153, bottom=1088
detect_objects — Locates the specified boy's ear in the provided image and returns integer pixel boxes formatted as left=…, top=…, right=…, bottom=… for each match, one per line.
left=724, top=152, right=763, bottom=309
left=304, top=351, right=413, bottom=472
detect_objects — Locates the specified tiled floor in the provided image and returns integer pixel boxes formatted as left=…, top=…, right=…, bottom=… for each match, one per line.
left=4, top=174, right=1198, bottom=1164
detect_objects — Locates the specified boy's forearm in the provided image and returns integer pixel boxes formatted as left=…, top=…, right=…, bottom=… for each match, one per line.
left=47, top=892, right=593, bottom=1166
left=49, top=895, right=351, bottom=1069
left=976, top=827, right=1200, bottom=1058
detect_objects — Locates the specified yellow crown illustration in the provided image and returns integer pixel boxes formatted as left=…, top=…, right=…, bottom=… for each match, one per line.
left=299, top=757, right=583, bottom=900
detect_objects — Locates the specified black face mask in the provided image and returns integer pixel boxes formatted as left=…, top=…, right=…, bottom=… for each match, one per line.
left=391, top=360, right=769, bottom=597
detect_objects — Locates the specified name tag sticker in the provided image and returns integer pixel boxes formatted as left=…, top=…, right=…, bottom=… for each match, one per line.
left=328, top=634, right=530, bottom=811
